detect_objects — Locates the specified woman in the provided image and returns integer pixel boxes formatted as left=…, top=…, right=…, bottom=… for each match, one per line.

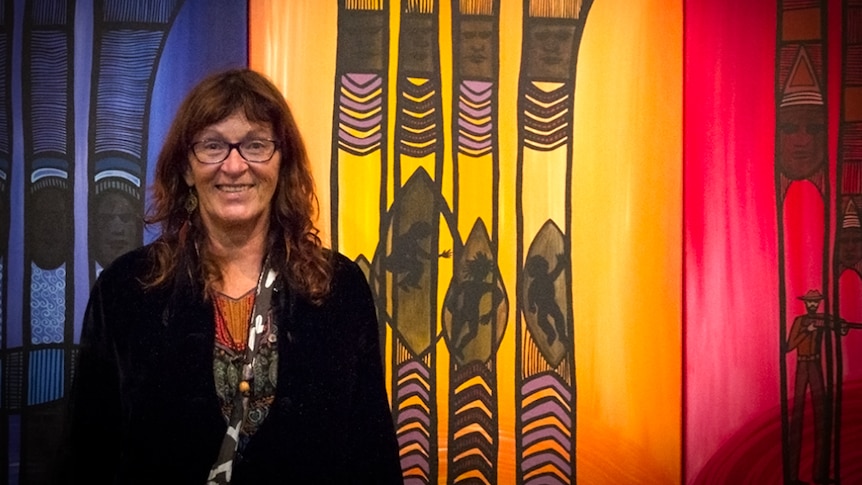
left=64, top=69, right=403, bottom=484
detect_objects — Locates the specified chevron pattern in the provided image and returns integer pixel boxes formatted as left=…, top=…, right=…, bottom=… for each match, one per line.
left=398, top=78, right=440, bottom=158
left=457, top=80, right=494, bottom=157
left=523, top=82, right=570, bottom=152
left=520, top=373, right=573, bottom=484
left=449, top=361, right=496, bottom=484
left=337, top=73, right=384, bottom=155
left=395, top=354, right=435, bottom=484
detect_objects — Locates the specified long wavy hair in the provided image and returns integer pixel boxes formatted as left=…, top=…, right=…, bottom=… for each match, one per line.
left=145, top=68, right=332, bottom=303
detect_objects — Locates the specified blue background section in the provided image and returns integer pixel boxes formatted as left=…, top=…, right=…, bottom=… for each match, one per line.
left=146, top=0, right=248, bottom=243
left=4, top=0, right=248, bottom=483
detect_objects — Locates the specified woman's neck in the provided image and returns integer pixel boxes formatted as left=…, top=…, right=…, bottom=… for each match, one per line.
left=205, top=223, right=269, bottom=298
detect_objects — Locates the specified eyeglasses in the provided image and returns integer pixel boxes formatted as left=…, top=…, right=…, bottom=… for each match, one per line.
left=190, top=139, right=279, bottom=164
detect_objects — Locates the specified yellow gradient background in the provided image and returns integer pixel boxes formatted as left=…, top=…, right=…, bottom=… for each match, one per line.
left=251, top=0, right=681, bottom=482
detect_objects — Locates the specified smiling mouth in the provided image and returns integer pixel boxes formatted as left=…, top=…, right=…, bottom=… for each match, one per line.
left=217, top=184, right=252, bottom=193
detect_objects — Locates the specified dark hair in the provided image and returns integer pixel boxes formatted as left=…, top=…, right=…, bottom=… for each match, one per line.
left=145, top=68, right=331, bottom=303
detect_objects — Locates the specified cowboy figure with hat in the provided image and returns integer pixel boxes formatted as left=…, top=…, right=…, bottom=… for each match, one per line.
left=786, top=289, right=861, bottom=484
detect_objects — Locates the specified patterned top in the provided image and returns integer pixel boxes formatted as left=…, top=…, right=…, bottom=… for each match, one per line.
left=212, top=289, right=278, bottom=455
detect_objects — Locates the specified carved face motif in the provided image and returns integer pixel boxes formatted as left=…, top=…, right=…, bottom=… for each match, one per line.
left=838, top=226, right=862, bottom=268
left=94, top=191, right=139, bottom=267
left=777, top=104, right=826, bottom=180
left=524, top=22, right=575, bottom=80
left=458, top=17, right=494, bottom=79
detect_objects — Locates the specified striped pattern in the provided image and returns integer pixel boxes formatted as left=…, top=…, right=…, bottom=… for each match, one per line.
left=28, top=31, right=70, bottom=155
left=449, top=362, right=496, bottom=485
left=4, top=350, right=23, bottom=410
left=405, top=0, right=436, bottom=14
left=523, top=82, right=570, bottom=152
left=398, top=78, right=440, bottom=158
left=528, top=0, right=582, bottom=19
left=27, top=348, right=64, bottom=405
left=395, top=352, right=434, bottom=484
left=459, top=0, right=494, bottom=15
left=30, top=0, right=68, bottom=25
left=0, top=37, right=8, bottom=155
left=338, top=73, right=385, bottom=155
left=345, top=0, right=384, bottom=10
left=93, top=30, right=163, bottom=157
left=102, top=0, right=180, bottom=23
left=457, top=80, right=494, bottom=156
left=841, top=126, right=862, bottom=193
left=520, top=373, right=573, bottom=484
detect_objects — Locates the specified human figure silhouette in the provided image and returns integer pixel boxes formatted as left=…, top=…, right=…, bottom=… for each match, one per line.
left=525, top=253, right=566, bottom=345
left=385, top=221, right=451, bottom=291
left=785, top=289, right=858, bottom=485
left=447, top=252, right=503, bottom=359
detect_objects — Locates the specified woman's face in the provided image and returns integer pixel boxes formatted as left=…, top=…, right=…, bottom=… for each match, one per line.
left=183, top=111, right=281, bottom=235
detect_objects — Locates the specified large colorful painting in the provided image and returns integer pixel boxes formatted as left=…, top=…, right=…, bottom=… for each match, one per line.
left=4, top=0, right=862, bottom=484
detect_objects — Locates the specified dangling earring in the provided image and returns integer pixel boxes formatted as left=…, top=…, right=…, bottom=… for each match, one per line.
left=180, top=188, right=197, bottom=248
left=185, top=188, right=198, bottom=215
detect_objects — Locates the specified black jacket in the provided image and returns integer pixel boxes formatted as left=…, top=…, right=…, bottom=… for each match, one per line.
left=62, top=244, right=403, bottom=484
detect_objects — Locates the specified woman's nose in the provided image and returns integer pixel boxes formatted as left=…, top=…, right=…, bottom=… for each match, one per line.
left=220, top=146, right=248, bottom=172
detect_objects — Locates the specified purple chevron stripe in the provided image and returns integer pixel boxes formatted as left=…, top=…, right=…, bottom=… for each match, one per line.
left=459, top=101, right=491, bottom=115
left=462, top=80, right=492, bottom=96
left=522, top=428, right=572, bottom=452
left=522, top=400, right=572, bottom=428
left=521, top=451, right=572, bottom=476
left=457, top=134, right=492, bottom=151
left=521, top=376, right=572, bottom=401
left=338, top=129, right=382, bottom=147
left=405, top=478, right=429, bottom=485
left=457, top=135, right=491, bottom=149
left=337, top=142, right=381, bottom=156
left=343, top=73, right=382, bottom=92
left=339, top=111, right=383, bottom=129
left=397, top=408, right=432, bottom=426
left=398, top=429, right=431, bottom=449
left=458, top=101, right=492, bottom=119
left=524, top=475, right=569, bottom=485
left=398, top=360, right=432, bottom=378
left=400, top=453, right=432, bottom=473
left=458, top=138, right=492, bottom=152
left=339, top=93, right=382, bottom=111
left=398, top=381, right=431, bottom=400
left=457, top=116, right=492, bottom=134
